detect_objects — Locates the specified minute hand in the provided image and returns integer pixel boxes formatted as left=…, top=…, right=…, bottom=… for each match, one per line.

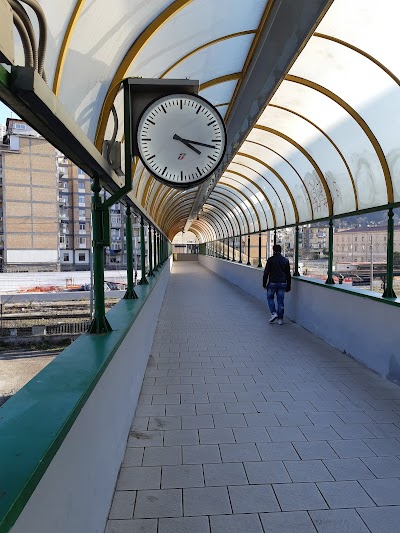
left=173, top=134, right=201, bottom=155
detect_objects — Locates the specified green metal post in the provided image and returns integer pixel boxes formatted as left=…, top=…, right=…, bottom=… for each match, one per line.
left=258, top=232, right=262, bottom=268
left=138, top=216, right=148, bottom=285
left=227, top=238, right=230, bottom=260
left=157, top=233, right=161, bottom=267
left=247, top=234, right=251, bottom=265
left=232, top=237, right=235, bottom=262
left=383, top=208, right=397, bottom=298
left=153, top=231, right=159, bottom=271
left=325, top=218, right=335, bottom=284
left=124, top=206, right=138, bottom=299
left=148, top=225, right=154, bottom=276
left=88, top=177, right=112, bottom=334
left=294, top=225, right=300, bottom=276
left=222, top=239, right=225, bottom=259
left=239, top=234, right=242, bottom=263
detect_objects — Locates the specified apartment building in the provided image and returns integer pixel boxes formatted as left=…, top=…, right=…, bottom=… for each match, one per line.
left=334, top=226, right=400, bottom=263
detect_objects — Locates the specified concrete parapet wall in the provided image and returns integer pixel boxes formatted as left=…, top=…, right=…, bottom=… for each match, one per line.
left=199, top=255, right=400, bottom=383
left=8, top=258, right=172, bottom=533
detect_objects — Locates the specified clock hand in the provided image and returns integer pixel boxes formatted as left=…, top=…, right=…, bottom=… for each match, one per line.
left=179, top=138, right=216, bottom=149
left=173, top=134, right=201, bottom=155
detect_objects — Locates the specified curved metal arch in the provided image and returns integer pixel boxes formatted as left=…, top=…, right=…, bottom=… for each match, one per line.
left=214, top=185, right=253, bottom=233
left=268, top=103, right=358, bottom=211
left=212, top=188, right=251, bottom=234
left=134, top=166, right=147, bottom=197
left=199, top=73, right=241, bottom=91
left=313, top=33, right=400, bottom=88
left=141, top=174, right=157, bottom=209
left=202, top=206, right=230, bottom=237
left=224, top=168, right=276, bottom=227
left=160, top=31, right=256, bottom=77
left=193, top=211, right=223, bottom=240
left=245, top=138, right=314, bottom=217
left=165, top=208, right=194, bottom=235
left=154, top=188, right=184, bottom=222
left=285, top=75, right=393, bottom=204
left=238, top=150, right=300, bottom=223
left=205, top=197, right=238, bottom=236
left=53, top=0, right=86, bottom=94
left=200, top=209, right=227, bottom=239
left=164, top=200, right=197, bottom=232
left=218, top=176, right=263, bottom=231
left=161, top=195, right=197, bottom=228
left=189, top=219, right=216, bottom=242
left=251, top=127, right=333, bottom=217
left=149, top=182, right=168, bottom=219
left=95, top=0, right=193, bottom=149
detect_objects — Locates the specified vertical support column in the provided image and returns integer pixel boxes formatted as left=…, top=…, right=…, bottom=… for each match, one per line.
left=274, top=229, right=277, bottom=245
left=124, top=206, right=138, bottom=299
left=239, top=234, right=242, bottom=263
left=247, top=234, right=251, bottom=265
left=153, top=231, right=159, bottom=271
left=88, top=177, right=112, bottom=333
left=138, top=216, right=149, bottom=285
left=232, top=236, right=235, bottom=262
left=294, top=225, right=300, bottom=276
left=325, top=218, right=335, bottom=285
left=258, top=232, right=262, bottom=268
left=157, top=233, right=161, bottom=267
left=148, top=225, right=154, bottom=277
left=383, top=208, right=397, bottom=298
left=222, top=239, right=225, bottom=260
left=227, top=237, right=230, bottom=260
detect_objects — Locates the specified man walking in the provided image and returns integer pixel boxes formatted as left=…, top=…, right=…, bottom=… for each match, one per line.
left=263, top=244, right=291, bottom=325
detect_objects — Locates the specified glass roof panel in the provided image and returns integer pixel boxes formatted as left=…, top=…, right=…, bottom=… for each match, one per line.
left=213, top=185, right=254, bottom=234
left=199, top=80, right=238, bottom=107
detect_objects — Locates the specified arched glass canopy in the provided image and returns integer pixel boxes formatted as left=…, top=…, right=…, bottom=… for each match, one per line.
left=9, top=0, right=400, bottom=241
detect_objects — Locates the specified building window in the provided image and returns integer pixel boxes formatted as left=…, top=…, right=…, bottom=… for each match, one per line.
left=78, top=253, right=86, bottom=262
left=355, top=237, right=357, bottom=242
left=78, top=195, right=85, bottom=205
left=354, top=244, right=358, bottom=251
left=77, top=237, right=86, bottom=246
left=63, top=253, right=69, bottom=262
left=78, top=181, right=85, bottom=190
left=79, top=222, right=86, bottom=231
left=15, top=123, right=26, bottom=130
left=79, top=209, right=85, bottom=219
left=78, top=168, right=85, bottom=175
left=60, top=235, right=65, bottom=244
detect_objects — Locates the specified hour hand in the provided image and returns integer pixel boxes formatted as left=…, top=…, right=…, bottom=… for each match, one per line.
left=173, top=134, right=201, bottom=155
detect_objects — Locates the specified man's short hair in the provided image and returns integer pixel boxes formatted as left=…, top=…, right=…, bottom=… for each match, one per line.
left=273, top=244, right=282, bottom=253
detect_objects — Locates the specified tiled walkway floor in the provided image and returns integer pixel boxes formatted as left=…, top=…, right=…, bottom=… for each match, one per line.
left=106, top=262, right=400, bottom=533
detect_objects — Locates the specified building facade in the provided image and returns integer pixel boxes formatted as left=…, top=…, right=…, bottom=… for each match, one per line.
left=334, top=226, right=400, bottom=264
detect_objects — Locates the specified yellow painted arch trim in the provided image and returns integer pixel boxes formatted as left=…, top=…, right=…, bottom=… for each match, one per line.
left=269, top=103, right=358, bottom=211
left=202, top=207, right=229, bottom=237
left=223, top=168, right=275, bottom=228
left=160, top=195, right=196, bottom=228
left=150, top=182, right=167, bottom=219
left=160, top=31, right=256, bottom=78
left=206, top=197, right=240, bottom=235
left=238, top=150, right=300, bottom=223
left=153, top=186, right=176, bottom=221
left=190, top=218, right=218, bottom=241
left=214, top=183, right=257, bottom=232
left=314, top=33, right=400, bottom=87
left=213, top=188, right=251, bottom=234
left=200, top=73, right=241, bottom=91
left=53, top=0, right=86, bottom=95
left=286, top=75, right=393, bottom=204
left=252, top=125, right=333, bottom=217
left=219, top=173, right=265, bottom=230
left=95, top=0, right=193, bottom=150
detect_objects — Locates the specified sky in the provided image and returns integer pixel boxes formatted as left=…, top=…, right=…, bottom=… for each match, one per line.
left=0, top=101, right=18, bottom=124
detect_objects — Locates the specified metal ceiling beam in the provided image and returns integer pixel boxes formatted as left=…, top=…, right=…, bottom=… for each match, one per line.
left=185, top=0, right=333, bottom=230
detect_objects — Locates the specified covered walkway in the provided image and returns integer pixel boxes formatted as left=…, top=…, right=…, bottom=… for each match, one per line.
left=106, top=262, right=400, bottom=533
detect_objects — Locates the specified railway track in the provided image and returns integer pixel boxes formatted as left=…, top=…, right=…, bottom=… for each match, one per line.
left=0, top=348, right=60, bottom=361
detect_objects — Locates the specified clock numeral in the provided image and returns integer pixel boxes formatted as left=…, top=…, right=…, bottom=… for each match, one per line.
left=196, top=167, right=202, bottom=176
left=147, top=119, right=155, bottom=125
left=162, top=167, right=167, bottom=175
left=212, top=139, right=221, bottom=143
left=196, top=105, right=202, bottom=114
left=180, top=100, right=183, bottom=110
left=148, top=155, right=156, bottom=161
left=161, top=105, right=167, bottom=114
left=180, top=171, right=184, bottom=181
left=208, top=155, right=217, bottom=162
left=142, top=138, right=151, bottom=141
left=207, top=120, right=216, bottom=126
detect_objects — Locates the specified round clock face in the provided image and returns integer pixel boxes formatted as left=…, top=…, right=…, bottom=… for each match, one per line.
left=137, top=93, right=226, bottom=189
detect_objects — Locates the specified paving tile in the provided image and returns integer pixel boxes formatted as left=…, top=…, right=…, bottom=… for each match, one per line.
left=196, top=403, right=227, bottom=415
left=307, top=412, right=344, bottom=426
left=358, top=506, right=400, bottom=533
left=225, top=401, right=257, bottom=413
left=143, top=446, right=182, bottom=466
left=219, top=442, right=260, bottom=462
left=359, top=478, right=400, bottom=505
left=161, top=465, right=204, bottom=489
left=159, top=516, right=210, bottom=533
left=106, top=519, right=157, bottom=533
left=183, top=487, right=232, bottom=516
left=267, top=427, right=307, bottom=442
left=122, top=447, right=144, bottom=467
left=284, top=460, right=334, bottom=482
left=167, top=385, right=193, bottom=394
left=363, top=437, right=400, bottom=456
left=293, top=441, right=338, bottom=460
left=131, top=417, right=149, bottom=431
left=117, top=467, right=161, bottom=491
left=232, top=426, right=270, bottom=443
left=253, top=401, right=287, bottom=413
left=183, top=444, right=221, bottom=464
left=109, top=490, right=136, bottom=519
left=317, top=481, right=374, bottom=508
left=228, top=484, right=280, bottom=513
left=327, top=439, right=375, bottom=459
left=245, top=413, right=280, bottom=427
left=244, top=460, right=291, bottom=484
left=332, top=423, right=375, bottom=440
left=134, top=489, right=182, bottom=518
left=299, top=425, right=341, bottom=441
left=148, top=416, right=181, bottom=431
left=260, top=511, right=317, bottom=532
left=199, top=428, right=235, bottom=444
left=164, top=430, right=199, bottom=447
left=152, top=394, right=180, bottom=405
left=276, top=412, right=313, bottom=426
left=181, top=393, right=209, bottom=404
left=166, top=404, right=196, bottom=417
left=128, top=431, right=163, bottom=448
left=360, top=455, right=400, bottom=477
left=135, top=405, right=166, bottom=417
left=309, top=509, right=370, bottom=532
left=323, top=458, right=375, bottom=481
left=210, top=514, right=263, bottom=533
left=181, top=415, right=214, bottom=430
left=273, top=482, right=328, bottom=511
left=203, top=462, right=248, bottom=486
left=256, top=442, right=300, bottom=461
left=364, top=422, right=400, bottom=438
left=212, top=413, right=247, bottom=427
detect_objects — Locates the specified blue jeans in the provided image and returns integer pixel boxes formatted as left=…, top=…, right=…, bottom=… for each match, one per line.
left=267, top=282, right=286, bottom=319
